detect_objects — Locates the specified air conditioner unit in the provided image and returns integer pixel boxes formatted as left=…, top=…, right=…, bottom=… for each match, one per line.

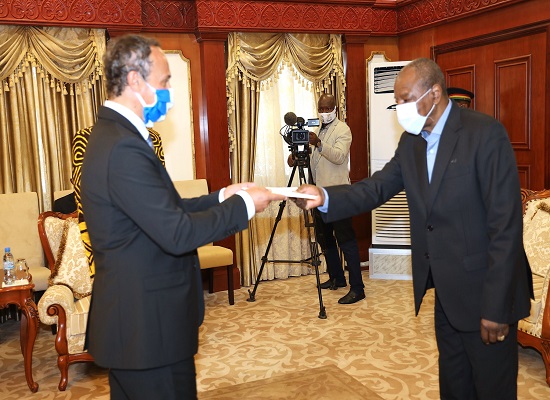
left=367, top=56, right=412, bottom=280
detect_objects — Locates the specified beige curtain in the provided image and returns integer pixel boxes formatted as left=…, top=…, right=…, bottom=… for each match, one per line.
left=0, top=25, right=106, bottom=211
left=226, top=32, right=346, bottom=286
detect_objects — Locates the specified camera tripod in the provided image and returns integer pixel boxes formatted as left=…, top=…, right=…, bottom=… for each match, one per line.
left=247, top=151, right=327, bottom=319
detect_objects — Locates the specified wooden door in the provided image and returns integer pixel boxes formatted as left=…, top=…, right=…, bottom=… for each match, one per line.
left=435, top=28, right=547, bottom=190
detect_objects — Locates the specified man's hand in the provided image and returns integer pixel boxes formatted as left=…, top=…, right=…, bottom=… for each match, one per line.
left=309, top=131, right=321, bottom=147
left=245, top=187, right=285, bottom=213
left=293, top=184, right=324, bottom=210
left=287, top=154, right=295, bottom=167
left=480, top=318, right=510, bottom=344
left=224, top=182, right=256, bottom=199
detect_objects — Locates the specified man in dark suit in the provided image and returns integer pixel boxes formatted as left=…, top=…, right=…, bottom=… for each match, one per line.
left=296, top=58, right=532, bottom=399
left=81, top=35, right=283, bottom=400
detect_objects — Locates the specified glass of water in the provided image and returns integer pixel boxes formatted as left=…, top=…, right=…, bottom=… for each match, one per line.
left=14, top=258, right=29, bottom=281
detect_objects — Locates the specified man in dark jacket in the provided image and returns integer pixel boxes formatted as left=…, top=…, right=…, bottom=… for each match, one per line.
left=81, top=34, right=283, bottom=400
left=295, top=58, right=532, bottom=400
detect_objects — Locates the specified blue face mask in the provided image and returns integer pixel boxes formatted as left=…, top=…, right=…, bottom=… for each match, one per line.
left=135, top=81, right=174, bottom=127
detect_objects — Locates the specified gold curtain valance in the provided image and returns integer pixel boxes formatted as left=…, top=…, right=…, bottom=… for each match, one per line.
left=226, top=32, right=347, bottom=120
left=0, top=25, right=104, bottom=95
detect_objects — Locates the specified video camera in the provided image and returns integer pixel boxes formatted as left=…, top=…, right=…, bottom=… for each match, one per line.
left=280, top=112, right=320, bottom=168
left=281, top=112, right=320, bottom=146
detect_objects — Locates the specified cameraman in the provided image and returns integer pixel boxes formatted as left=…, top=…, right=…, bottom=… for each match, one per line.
left=288, top=94, right=365, bottom=304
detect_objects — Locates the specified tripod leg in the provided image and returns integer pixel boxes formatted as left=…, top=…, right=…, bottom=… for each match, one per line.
left=247, top=198, right=287, bottom=302
left=297, top=165, right=327, bottom=319
left=303, top=207, right=327, bottom=319
left=247, top=165, right=298, bottom=302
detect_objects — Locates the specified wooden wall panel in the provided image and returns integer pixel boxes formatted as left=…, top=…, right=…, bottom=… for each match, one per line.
left=196, top=33, right=241, bottom=291
left=435, top=28, right=547, bottom=191
left=446, top=65, right=476, bottom=109
left=344, top=36, right=371, bottom=262
left=495, top=56, right=531, bottom=150
left=517, top=165, right=531, bottom=189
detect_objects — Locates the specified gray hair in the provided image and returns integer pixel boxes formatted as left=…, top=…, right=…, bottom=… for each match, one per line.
left=402, top=58, right=447, bottom=95
left=103, top=35, right=161, bottom=97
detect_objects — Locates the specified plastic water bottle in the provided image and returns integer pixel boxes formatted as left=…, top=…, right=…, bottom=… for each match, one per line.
left=3, top=247, right=15, bottom=285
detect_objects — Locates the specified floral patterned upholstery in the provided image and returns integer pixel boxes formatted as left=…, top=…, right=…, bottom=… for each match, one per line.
left=523, top=200, right=550, bottom=277
left=517, top=189, right=550, bottom=386
left=520, top=198, right=550, bottom=336
left=42, top=216, right=92, bottom=298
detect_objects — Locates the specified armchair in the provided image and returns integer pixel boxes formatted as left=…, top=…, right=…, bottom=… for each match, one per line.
left=36, top=211, right=94, bottom=391
left=173, top=179, right=236, bottom=305
left=518, top=188, right=550, bottom=386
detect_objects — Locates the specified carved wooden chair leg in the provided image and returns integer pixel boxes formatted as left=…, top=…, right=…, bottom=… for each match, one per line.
left=543, top=341, right=550, bottom=386
left=57, top=355, right=69, bottom=391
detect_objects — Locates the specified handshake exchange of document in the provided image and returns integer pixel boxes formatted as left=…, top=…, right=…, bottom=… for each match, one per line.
left=225, top=182, right=324, bottom=214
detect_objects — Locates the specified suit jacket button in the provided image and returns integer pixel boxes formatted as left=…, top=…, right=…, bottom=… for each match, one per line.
left=424, top=253, right=430, bottom=259
left=427, top=225, right=434, bottom=231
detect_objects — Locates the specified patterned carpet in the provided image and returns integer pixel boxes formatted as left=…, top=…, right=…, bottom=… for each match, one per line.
left=1, top=272, right=550, bottom=399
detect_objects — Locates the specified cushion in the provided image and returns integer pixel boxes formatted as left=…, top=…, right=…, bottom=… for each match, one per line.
left=197, top=245, right=233, bottom=269
left=46, top=216, right=92, bottom=298
left=67, top=295, right=91, bottom=337
left=66, top=295, right=91, bottom=354
left=525, top=273, right=546, bottom=324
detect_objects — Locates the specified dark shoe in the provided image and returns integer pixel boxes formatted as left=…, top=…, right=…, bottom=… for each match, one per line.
left=330, top=280, right=347, bottom=290
left=318, top=278, right=347, bottom=290
left=319, top=279, right=334, bottom=289
left=338, top=290, right=366, bottom=304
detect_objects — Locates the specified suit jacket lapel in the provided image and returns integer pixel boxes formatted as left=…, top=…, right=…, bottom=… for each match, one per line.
left=413, top=135, right=429, bottom=204
left=427, top=105, right=461, bottom=212
left=311, top=120, right=338, bottom=172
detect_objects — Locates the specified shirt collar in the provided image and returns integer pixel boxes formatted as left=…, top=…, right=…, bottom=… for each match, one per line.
left=104, top=100, right=150, bottom=141
left=429, top=100, right=453, bottom=137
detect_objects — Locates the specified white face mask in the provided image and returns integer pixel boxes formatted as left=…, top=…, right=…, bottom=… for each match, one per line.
left=395, top=88, right=435, bottom=135
left=319, top=106, right=337, bottom=124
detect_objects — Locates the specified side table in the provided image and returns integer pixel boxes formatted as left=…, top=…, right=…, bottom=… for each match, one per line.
left=0, top=281, right=39, bottom=392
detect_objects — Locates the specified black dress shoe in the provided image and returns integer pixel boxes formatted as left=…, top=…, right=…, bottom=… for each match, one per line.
left=338, top=290, right=366, bottom=304
left=318, top=278, right=347, bottom=290
left=330, top=280, right=347, bottom=290
left=319, top=279, right=334, bottom=289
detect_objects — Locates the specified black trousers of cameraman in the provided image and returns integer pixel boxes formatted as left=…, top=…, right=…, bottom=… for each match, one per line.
left=316, top=215, right=364, bottom=293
